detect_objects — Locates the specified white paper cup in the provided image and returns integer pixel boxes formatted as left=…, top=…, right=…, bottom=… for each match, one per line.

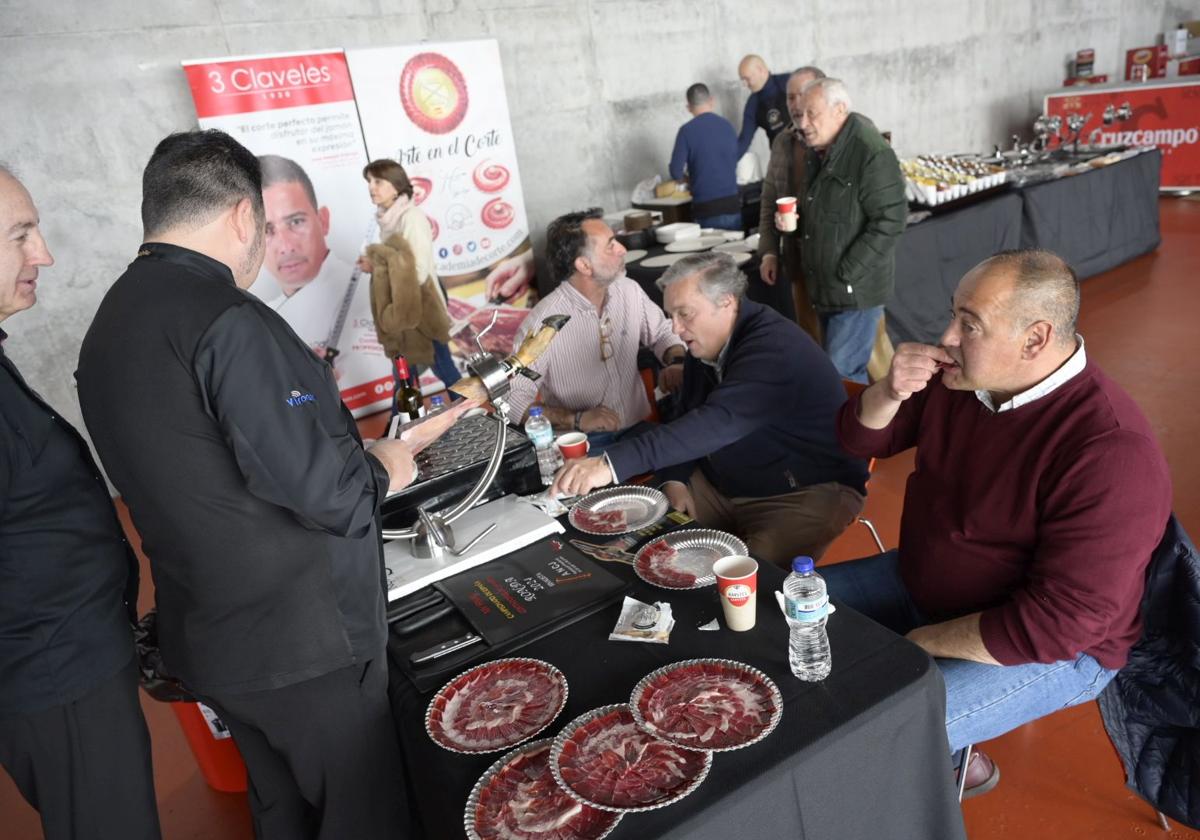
left=713, top=555, right=758, bottom=632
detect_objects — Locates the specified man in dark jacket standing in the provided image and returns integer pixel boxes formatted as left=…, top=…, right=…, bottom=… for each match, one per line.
left=791, top=77, right=907, bottom=383
left=0, top=165, right=160, bottom=838
left=551, top=251, right=868, bottom=568
left=76, top=130, right=460, bottom=840
left=736, top=55, right=791, bottom=159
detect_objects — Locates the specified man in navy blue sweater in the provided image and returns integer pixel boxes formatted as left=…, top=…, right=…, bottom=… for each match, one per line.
left=736, top=55, right=791, bottom=159
left=552, top=251, right=868, bottom=567
left=669, top=84, right=741, bottom=230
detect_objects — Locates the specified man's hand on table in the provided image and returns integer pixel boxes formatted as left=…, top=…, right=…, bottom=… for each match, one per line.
left=659, top=363, right=684, bottom=394
left=760, top=254, right=779, bottom=286
left=579, top=406, right=621, bottom=433
left=662, top=481, right=695, bottom=517
left=857, top=342, right=956, bottom=430
left=551, top=456, right=614, bottom=498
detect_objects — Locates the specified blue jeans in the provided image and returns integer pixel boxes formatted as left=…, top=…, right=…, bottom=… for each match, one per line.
left=819, top=305, right=884, bottom=384
left=585, top=420, right=657, bottom=457
left=820, top=551, right=1119, bottom=751
left=430, top=341, right=461, bottom=388
left=694, top=212, right=743, bottom=231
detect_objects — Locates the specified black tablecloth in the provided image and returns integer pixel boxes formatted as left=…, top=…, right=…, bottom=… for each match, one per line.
left=388, top=544, right=966, bottom=840
left=887, top=192, right=1023, bottom=347
left=1019, top=149, right=1162, bottom=280
left=888, top=150, right=1162, bottom=345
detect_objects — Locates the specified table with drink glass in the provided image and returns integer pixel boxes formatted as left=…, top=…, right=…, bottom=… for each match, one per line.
left=386, top=515, right=967, bottom=840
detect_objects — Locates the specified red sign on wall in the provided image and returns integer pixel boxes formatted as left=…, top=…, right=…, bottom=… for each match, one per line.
left=182, top=51, right=355, bottom=118
left=1045, top=80, right=1200, bottom=190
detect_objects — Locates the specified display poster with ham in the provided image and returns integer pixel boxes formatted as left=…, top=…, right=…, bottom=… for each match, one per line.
left=182, top=50, right=392, bottom=415
left=1045, top=79, right=1200, bottom=190
left=347, top=40, right=536, bottom=382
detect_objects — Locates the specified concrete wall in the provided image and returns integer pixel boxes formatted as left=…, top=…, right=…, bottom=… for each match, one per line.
left=0, top=0, right=1179, bottom=434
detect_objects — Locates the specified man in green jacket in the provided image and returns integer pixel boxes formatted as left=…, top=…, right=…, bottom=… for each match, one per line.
left=792, top=77, right=907, bottom=383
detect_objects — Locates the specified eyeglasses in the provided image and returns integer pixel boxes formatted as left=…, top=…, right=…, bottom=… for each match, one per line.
left=600, top=316, right=613, bottom=361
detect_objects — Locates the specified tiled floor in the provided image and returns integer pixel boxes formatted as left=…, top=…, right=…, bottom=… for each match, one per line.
left=3, top=198, right=1197, bottom=838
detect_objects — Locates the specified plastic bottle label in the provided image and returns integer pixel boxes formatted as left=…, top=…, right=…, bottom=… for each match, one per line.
left=786, top=594, right=829, bottom=622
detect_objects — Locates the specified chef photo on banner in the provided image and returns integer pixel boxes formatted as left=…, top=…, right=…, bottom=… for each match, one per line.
left=250, top=154, right=385, bottom=387
left=183, top=49, right=395, bottom=414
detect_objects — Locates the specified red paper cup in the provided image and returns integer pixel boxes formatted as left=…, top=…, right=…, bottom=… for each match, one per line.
left=775, top=196, right=798, bottom=214
left=555, top=431, right=589, bottom=460
left=713, top=555, right=758, bottom=631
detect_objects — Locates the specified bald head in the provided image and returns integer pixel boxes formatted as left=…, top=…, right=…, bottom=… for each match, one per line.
left=0, top=165, right=55, bottom=321
left=976, top=250, right=1080, bottom=348
left=738, top=55, right=770, bottom=92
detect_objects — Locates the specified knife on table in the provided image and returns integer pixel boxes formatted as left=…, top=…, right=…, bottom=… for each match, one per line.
left=409, top=633, right=483, bottom=666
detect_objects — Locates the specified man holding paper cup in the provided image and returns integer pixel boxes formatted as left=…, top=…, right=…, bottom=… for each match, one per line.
left=763, top=76, right=907, bottom=384
left=551, top=251, right=869, bottom=568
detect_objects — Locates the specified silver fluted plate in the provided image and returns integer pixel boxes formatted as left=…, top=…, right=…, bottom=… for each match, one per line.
left=568, top=485, right=669, bottom=536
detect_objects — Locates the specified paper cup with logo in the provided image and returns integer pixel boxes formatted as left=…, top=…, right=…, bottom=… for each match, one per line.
left=713, top=555, right=758, bottom=632
left=555, top=431, right=589, bottom=460
left=775, top=196, right=798, bottom=232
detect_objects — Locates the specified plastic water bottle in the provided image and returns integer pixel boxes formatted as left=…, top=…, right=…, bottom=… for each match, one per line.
left=783, top=556, right=832, bottom=681
left=524, top=406, right=557, bottom=486
left=429, top=394, right=446, bottom=412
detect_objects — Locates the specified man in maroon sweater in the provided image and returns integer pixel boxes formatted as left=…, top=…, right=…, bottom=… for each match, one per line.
left=830, top=249, right=1172, bottom=797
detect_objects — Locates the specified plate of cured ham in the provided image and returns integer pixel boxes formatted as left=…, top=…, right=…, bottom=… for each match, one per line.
left=465, top=738, right=622, bottom=840
left=632, top=529, right=747, bottom=590
left=568, top=486, right=668, bottom=536
left=426, top=658, right=569, bottom=754
left=550, top=704, right=711, bottom=813
left=630, top=659, right=783, bottom=752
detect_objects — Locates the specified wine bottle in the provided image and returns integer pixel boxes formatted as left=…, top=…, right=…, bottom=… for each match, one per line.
left=394, top=356, right=425, bottom=421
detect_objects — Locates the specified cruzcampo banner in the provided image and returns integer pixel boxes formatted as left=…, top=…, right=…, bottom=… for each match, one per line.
left=347, top=40, right=536, bottom=372
left=181, top=49, right=391, bottom=415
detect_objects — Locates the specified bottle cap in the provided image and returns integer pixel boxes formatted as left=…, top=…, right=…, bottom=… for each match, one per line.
left=529, top=406, right=543, bottom=417
left=791, top=556, right=815, bottom=574
left=394, top=355, right=411, bottom=377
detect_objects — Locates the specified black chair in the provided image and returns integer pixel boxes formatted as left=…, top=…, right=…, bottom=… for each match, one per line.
left=957, top=514, right=1199, bottom=832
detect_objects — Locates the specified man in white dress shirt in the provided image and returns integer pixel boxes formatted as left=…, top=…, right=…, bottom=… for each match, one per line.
left=256, top=155, right=387, bottom=393
left=507, top=209, right=685, bottom=454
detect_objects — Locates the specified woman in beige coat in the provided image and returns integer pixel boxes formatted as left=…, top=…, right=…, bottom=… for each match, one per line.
left=358, top=159, right=459, bottom=398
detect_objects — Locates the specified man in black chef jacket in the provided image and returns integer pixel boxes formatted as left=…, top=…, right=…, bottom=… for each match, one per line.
left=76, top=130, right=447, bottom=840
left=0, top=164, right=161, bottom=838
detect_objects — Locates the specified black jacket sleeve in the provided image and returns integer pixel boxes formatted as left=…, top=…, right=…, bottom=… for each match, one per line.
left=192, top=302, right=386, bottom=538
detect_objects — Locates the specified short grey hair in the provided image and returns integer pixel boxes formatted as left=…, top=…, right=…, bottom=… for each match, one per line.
left=792, top=65, right=826, bottom=82
left=656, top=251, right=748, bottom=304
left=0, top=161, right=14, bottom=179
left=977, top=249, right=1080, bottom=348
left=802, top=77, right=852, bottom=112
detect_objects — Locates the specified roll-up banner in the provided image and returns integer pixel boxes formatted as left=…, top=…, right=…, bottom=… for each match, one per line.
left=346, top=40, right=536, bottom=371
left=183, top=50, right=390, bottom=415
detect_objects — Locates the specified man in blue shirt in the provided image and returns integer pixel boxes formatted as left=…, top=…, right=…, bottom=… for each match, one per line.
left=669, top=84, right=742, bottom=231
left=736, top=55, right=791, bottom=159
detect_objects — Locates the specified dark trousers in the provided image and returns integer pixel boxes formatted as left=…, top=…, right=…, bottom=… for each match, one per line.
left=0, top=656, right=161, bottom=840
left=198, top=658, right=408, bottom=840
